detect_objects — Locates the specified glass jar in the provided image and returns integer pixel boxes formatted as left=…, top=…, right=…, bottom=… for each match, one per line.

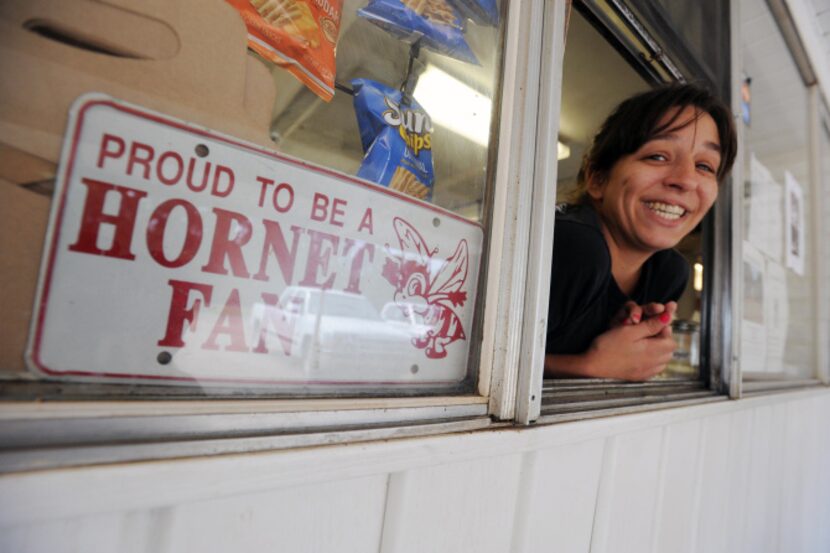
left=666, top=319, right=700, bottom=377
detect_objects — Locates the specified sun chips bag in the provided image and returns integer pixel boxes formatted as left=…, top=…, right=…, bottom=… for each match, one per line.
left=352, top=79, right=434, bottom=201
left=357, top=0, right=478, bottom=64
left=226, top=0, right=343, bottom=101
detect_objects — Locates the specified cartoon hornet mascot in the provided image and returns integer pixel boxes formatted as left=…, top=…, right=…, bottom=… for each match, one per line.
left=382, top=217, right=469, bottom=359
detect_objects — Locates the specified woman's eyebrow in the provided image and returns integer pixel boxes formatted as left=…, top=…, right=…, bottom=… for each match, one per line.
left=702, top=140, right=722, bottom=154
left=648, top=133, right=722, bottom=153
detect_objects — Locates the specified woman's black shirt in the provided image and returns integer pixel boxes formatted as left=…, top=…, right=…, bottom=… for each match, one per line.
left=545, top=204, right=690, bottom=355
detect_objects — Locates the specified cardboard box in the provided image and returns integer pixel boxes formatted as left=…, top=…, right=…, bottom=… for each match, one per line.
left=0, top=0, right=277, bottom=376
left=0, top=0, right=276, bottom=166
left=0, top=180, right=50, bottom=374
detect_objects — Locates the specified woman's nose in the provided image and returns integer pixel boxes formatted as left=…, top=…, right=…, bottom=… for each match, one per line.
left=665, top=159, right=698, bottom=190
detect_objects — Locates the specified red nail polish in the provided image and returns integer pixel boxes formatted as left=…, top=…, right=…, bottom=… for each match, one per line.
left=659, top=313, right=670, bottom=323
left=632, top=313, right=641, bottom=323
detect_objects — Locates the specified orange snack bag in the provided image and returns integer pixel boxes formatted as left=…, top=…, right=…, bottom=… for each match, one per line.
left=226, top=0, right=342, bottom=101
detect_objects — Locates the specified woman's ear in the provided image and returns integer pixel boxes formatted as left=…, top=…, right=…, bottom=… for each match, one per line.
left=585, top=170, right=605, bottom=201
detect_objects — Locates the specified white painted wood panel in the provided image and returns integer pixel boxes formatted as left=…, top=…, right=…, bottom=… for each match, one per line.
left=160, top=475, right=387, bottom=553
left=742, top=405, right=776, bottom=553
left=812, top=398, right=830, bottom=550
left=380, top=453, right=523, bottom=553
left=650, top=420, right=703, bottom=553
left=779, top=401, right=808, bottom=553
left=723, top=409, right=754, bottom=553
left=590, top=428, right=664, bottom=553
left=510, top=439, right=604, bottom=553
left=794, top=399, right=822, bottom=551
left=794, top=396, right=829, bottom=552
left=2, top=510, right=164, bottom=553
left=768, top=403, right=790, bottom=551
left=1, top=390, right=829, bottom=553
left=694, top=414, right=733, bottom=553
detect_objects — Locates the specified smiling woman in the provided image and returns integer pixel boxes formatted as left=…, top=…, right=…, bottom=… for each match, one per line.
left=545, top=83, right=737, bottom=381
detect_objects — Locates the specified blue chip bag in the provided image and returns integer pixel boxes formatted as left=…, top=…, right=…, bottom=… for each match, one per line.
left=448, top=0, right=498, bottom=27
left=352, top=78, right=434, bottom=201
left=358, top=0, right=478, bottom=65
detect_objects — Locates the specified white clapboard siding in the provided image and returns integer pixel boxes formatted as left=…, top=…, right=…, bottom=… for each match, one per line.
left=779, top=401, right=806, bottom=553
left=1, top=390, right=829, bottom=553
left=724, top=409, right=754, bottom=553
left=380, top=454, right=523, bottom=553
left=511, top=439, right=605, bottom=553
left=650, top=419, right=703, bottom=553
left=3, top=510, right=156, bottom=553
left=590, top=428, right=664, bottom=553
left=816, top=396, right=830, bottom=549
left=694, top=413, right=733, bottom=553
left=742, top=404, right=778, bottom=553
left=160, top=474, right=388, bottom=553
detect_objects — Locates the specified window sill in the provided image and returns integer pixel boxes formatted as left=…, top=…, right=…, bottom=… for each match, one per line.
left=536, top=377, right=725, bottom=424
left=0, top=394, right=489, bottom=473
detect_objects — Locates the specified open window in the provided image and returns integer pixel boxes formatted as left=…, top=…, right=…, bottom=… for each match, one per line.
left=538, top=0, right=732, bottom=421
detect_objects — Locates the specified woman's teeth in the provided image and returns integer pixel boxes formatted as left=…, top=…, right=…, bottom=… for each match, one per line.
left=645, top=201, right=686, bottom=220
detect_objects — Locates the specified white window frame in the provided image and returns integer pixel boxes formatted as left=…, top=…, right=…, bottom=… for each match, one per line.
left=531, top=0, right=734, bottom=424
left=817, top=99, right=830, bottom=384
left=809, top=88, right=829, bottom=385
left=481, top=0, right=567, bottom=424
left=0, top=0, right=560, bottom=472
left=728, top=0, right=746, bottom=398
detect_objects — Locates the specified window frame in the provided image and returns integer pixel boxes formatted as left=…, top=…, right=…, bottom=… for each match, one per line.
left=0, top=0, right=556, bottom=472
left=3, top=0, right=827, bottom=475
left=481, top=0, right=568, bottom=424
left=533, top=0, right=732, bottom=424
left=817, top=100, right=830, bottom=385
left=733, top=0, right=828, bottom=394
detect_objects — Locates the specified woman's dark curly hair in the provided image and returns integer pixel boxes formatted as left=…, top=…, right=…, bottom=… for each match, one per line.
left=572, top=83, right=738, bottom=203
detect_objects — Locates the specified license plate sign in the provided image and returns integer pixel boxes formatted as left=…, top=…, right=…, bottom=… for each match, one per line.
left=28, top=95, right=483, bottom=388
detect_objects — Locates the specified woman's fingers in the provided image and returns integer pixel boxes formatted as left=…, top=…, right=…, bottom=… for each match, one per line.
left=630, top=314, right=672, bottom=339
left=611, top=300, right=680, bottom=331
left=625, top=302, right=643, bottom=325
left=617, top=301, right=678, bottom=328
left=612, top=301, right=641, bottom=327
left=588, top=319, right=677, bottom=381
left=642, top=302, right=665, bottom=318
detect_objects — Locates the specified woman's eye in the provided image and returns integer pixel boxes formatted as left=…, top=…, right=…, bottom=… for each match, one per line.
left=696, top=162, right=716, bottom=174
left=646, top=153, right=667, bottom=161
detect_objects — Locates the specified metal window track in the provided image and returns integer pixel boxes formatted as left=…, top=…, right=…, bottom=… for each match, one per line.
left=538, top=377, right=723, bottom=421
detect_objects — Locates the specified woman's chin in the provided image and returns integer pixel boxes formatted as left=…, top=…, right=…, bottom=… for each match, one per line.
left=636, top=232, right=683, bottom=252
left=638, top=217, right=695, bottom=249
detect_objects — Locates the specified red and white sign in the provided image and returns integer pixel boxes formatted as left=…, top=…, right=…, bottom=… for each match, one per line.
left=27, top=95, right=483, bottom=387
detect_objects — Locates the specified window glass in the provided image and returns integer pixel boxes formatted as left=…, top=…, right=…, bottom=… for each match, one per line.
left=0, top=0, right=505, bottom=396
left=636, top=0, right=730, bottom=89
left=739, top=0, right=815, bottom=379
left=268, top=1, right=502, bottom=221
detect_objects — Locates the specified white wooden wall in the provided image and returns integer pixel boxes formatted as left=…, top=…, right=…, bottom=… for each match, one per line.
left=2, top=388, right=829, bottom=553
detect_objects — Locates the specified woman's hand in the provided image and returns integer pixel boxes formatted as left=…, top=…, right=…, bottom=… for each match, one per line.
left=545, top=314, right=676, bottom=381
left=611, top=300, right=677, bottom=329
left=583, top=315, right=677, bottom=380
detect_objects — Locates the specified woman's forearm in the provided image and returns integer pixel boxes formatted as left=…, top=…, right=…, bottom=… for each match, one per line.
left=544, top=353, right=597, bottom=378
